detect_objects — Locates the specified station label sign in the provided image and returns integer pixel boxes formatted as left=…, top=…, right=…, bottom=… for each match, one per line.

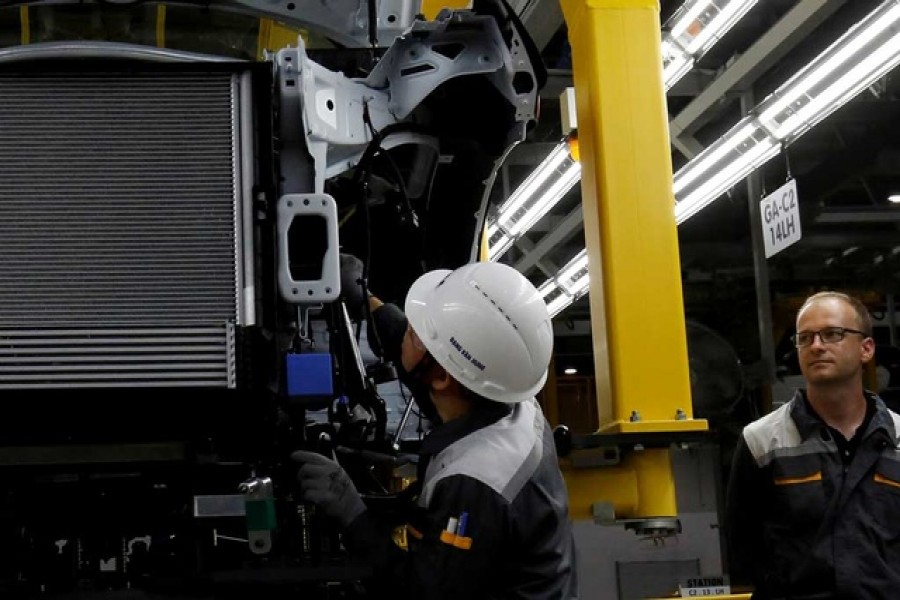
left=679, top=574, right=731, bottom=596
left=760, top=178, right=801, bottom=258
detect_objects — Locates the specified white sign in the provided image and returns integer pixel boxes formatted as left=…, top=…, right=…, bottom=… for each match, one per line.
left=760, top=178, right=802, bottom=258
left=679, top=575, right=731, bottom=597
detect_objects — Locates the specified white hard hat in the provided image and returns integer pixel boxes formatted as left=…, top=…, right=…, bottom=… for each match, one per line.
left=404, top=262, right=553, bottom=404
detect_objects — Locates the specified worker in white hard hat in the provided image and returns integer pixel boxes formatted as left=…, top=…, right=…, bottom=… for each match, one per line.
left=293, top=260, right=578, bottom=599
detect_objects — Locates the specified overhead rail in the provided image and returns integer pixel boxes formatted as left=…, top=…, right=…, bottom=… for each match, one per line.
left=662, top=0, right=759, bottom=90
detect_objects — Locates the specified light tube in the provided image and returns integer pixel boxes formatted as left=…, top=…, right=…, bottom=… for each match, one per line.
left=487, top=231, right=515, bottom=261
left=538, top=279, right=559, bottom=296
left=539, top=279, right=571, bottom=318
left=766, top=28, right=900, bottom=140
left=663, top=48, right=694, bottom=90
left=675, top=136, right=779, bottom=223
left=758, top=2, right=900, bottom=132
left=664, top=0, right=759, bottom=89
left=669, top=0, right=712, bottom=38
left=675, top=0, right=900, bottom=223
left=545, top=291, right=572, bottom=319
left=564, top=270, right=591, bottom=298
left=504, top=161, right=581, bottom=236
left=685, top=0, right=759, bottom=55
left=494, top=142, right=569, bottom=225
left=487, top=141, right=579, bottom=261
left=557, top=249, right=589, bottom=290
left=672, top=120, right=759, bottom=195
left=538, top=250, right=590, bottom=318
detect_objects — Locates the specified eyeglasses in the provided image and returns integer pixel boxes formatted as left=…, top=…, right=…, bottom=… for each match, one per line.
left=791, top=327, right=867, bottom=348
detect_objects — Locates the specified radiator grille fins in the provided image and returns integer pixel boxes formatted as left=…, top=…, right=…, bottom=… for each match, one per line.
left=0, top=70, right=244, bottom=388
left=0, top=326, right=234, bottom=389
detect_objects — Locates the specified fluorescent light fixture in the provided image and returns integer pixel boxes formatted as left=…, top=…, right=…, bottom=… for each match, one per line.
left=888, top=194, right=900, bottom=203
left=487, top=221, right=515, bottom=260
left=539, top=249, right=590, bottom=318
left=506, top=162, right=581, bottom=237
left=539, top=279, right=572, bottom=318
left=557, top=249, right=589, bottom=295
left=662, top=36, right=694, bottom=89
left=674, top=117, right=779, bottom=224
left=675, top=0, right=900, bottom=223
left=564, top=367, right=578, bottom=375
left=496, top=143, right=569, bottom=219
left=487, top=141, right=580, bottom=261
left=757, top=1, right=900, bottom=142
left=663, top=0, right=759, bottom=89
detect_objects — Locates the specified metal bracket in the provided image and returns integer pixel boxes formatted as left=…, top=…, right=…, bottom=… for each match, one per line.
left=277, top=193, right=340, bottom=304
left=239, top=476, right=276, bottom=555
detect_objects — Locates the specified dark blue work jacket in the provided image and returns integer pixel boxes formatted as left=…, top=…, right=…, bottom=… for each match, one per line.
left=347, top=397, right=578, bottom=599
left=727, top=390, right=900, bottom=599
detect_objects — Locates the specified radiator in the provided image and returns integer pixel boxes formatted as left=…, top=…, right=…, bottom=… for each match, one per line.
left=0, top=68, right=254, bottom=389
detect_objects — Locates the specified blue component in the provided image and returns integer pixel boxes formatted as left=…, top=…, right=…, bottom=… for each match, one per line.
left=286, top=353, right=334, bottom=397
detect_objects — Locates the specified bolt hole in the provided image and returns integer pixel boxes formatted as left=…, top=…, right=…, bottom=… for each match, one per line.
left=326, top=99, right=334, bottom=111
left=303, top=198, right=310, bottom=206
left=287, top=2, right=296, bottom=10
left=387, top=14, right=397, bottom=23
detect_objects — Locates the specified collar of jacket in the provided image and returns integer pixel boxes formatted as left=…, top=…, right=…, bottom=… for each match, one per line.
left=789, top=389, right=897, bottom=444
left=416, top=400, right=511, bottom=484
left=419, top=400, right=511, bottom=461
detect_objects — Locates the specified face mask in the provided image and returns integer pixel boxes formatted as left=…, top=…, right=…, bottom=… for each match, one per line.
left=398, top=352, right=441, bottom=425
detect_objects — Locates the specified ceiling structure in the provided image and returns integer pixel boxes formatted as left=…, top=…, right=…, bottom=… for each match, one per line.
left=493, top=0, right=900, bottom=379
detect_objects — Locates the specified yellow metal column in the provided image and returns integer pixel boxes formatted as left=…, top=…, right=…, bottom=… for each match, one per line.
left=559, top=0, right=706, bottom=519
left=19, top=6, right=29, bottom=45
left=257, top=19, right=303, bottom=60
left=420, top=0, right=471, bottom=20
left=156, top=5, right=166, bottom=48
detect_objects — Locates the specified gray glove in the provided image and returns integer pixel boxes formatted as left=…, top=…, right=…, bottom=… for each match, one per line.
left=339, top=253, right=366, bottom=321
left=291, top=450, right=366, bottom=528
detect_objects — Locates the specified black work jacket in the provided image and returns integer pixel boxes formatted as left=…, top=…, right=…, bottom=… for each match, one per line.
left=346, top=398, right=578, bottom=599
left=726, top=390, right=900, bottom=599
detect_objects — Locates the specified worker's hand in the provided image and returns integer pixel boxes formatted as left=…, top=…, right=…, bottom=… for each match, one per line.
left=291, top=450, right=366, bottom=528
left=339, top=253, right=366, bottom=320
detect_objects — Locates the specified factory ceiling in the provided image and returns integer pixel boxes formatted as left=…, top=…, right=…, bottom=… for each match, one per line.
left=495, top=0, right=900, bottom=379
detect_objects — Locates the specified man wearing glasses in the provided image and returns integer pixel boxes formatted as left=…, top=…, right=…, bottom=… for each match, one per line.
left=726, top=291, right=900, bottom=599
